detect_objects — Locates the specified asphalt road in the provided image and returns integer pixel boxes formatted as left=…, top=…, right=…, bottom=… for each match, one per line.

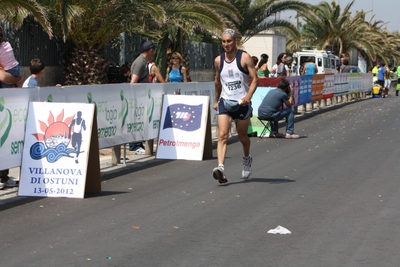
left=1, top=96, right=400, bottom=267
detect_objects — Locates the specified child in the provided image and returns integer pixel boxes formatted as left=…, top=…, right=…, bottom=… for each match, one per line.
left=0, top=26, right=20, bottom=88
left=22, top=58, right=45, bottom=87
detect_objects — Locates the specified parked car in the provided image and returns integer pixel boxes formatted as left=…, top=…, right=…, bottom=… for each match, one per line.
left=349, top=65, right=362, bottom=73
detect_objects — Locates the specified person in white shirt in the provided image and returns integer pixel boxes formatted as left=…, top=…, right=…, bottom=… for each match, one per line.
left=212, top=29, right=258, bottom=184
left=271, top=53, right=290, bottom=77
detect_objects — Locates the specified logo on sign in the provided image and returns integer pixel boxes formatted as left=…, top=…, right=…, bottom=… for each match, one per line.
left=31, top=109, right=86, bottom=163
left=163, top=103, right=202, bottom=132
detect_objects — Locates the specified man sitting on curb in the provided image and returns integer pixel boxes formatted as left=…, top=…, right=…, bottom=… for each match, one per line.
left=258, top=78, right=300, bottom=139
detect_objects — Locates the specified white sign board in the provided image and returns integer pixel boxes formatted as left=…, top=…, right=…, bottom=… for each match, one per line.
left=19, top=102, right=96, bottom=198
left=156, top=95, right=210, bottom=161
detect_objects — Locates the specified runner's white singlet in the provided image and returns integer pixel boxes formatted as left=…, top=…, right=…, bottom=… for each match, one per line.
left=220, top=51, right=250, bottom=101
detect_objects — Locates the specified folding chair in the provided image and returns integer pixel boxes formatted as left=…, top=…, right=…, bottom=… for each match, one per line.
left=257, top=117, right=284, bottom=139
left=257, top=116, right=275, bottom=139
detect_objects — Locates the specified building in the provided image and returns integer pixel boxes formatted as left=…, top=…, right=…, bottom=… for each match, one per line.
left=242, top=30, right=287, bottom=71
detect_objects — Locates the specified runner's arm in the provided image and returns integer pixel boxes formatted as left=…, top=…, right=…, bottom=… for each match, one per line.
left=213, top=56, right=222, bottom=111
left=241, top=52, right=258, bottom=105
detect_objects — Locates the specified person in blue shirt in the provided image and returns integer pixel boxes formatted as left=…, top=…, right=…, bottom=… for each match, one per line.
left=166, top=52, right=187, bottom=83
left=301, top=56, right=318, bottom=75
left=258, top=78, right=299, bottom=139
left=376, top=62, right=386, bottom=97
left=22, top=58, right=45, bottom=88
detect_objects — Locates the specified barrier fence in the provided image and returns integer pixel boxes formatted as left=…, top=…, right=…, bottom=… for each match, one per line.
left=0, top=73, right=372, bottom=170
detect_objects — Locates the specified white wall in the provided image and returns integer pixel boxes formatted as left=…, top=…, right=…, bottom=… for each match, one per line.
left=242, top=31, right=287, bottom=70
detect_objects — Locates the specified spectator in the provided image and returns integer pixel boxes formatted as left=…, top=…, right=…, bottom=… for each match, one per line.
left=0, top=66, right=20, bottom=189
left=0, top=27, right=23, bottom=189
left=22, top=58, right=45, bottom=87
left=340, top=58, right=351, bottom=73
left=337, top=57, right=345, bottom=73
left=252, top=56, right=259, bottom=68
left=376, top=62, right=386, bottom=97
left=258, top=78, right=300, bottom=139
left=384, top=64, right=392, bottom=97
left=371, top=62, right=379, bottom=76
left=166, top=52, right=187, bottom=83
left=257, top=53, right=270, bottom=78
left=212, top=28, right=258, bottom=184
left=397, top=65, right=400, bottom=96
left=115, top=64, right=131, bottom=83
left=0, top=26, right=20, bottom=88
left=301, top=56, right=318, bottom=75
left=129, top=40, right=158, bottom=153
left=271, top=53, right=290, bottom=77
left=130, top=40, right=157, bottom=84
left=148, top=62, right=165, bottom=83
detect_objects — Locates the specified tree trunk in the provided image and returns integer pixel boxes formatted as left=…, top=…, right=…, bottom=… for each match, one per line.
left=62, top=47, right=109, bottom=85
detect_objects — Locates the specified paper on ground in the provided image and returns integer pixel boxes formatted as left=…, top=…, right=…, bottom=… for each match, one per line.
left=267, top=225, right=291, bottom=235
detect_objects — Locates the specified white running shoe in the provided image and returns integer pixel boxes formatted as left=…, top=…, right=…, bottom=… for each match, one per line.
left=0, top=182, right=4, bottom=190
left=213, top=166, right=228, bottom=184
left=242, top=156, right=252, bottom=179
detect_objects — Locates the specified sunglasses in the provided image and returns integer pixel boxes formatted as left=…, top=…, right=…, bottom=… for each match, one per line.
left=172, top=57, right=179, bottom=60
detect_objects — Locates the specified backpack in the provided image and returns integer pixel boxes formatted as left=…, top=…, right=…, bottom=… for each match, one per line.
left=299, top=64, right=305, bottom=75
left=148, top=63, right=155, bottom=83
left=277, top=63, right=287, bottom=76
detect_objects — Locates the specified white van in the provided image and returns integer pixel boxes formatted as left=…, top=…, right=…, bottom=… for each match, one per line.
left=291, top=50, right=339, bottom=75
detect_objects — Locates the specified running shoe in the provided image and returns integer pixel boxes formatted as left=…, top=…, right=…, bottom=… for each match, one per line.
left=213, top=166, right=228, bottom=184
left=285, top=133, right=300, bottom=139
left=242, top=156, right=252, bottom=179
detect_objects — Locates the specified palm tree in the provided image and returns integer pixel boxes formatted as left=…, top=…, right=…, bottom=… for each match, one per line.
left=153, top=0, right=242, bottom=79
left=363, top=18, right=400, bottom=65
left=34, top=0, right=166, bottom=85
left=297, top=0, right=400, bottom=68
left=0, top=0, right=51, bottom=36
left=228, top=0, right=310, bottom=44
left=298, top=0, right=362, bottom=55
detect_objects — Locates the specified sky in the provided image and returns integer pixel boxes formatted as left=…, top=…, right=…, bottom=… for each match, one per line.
left=283, top=0, right=400, bottom=32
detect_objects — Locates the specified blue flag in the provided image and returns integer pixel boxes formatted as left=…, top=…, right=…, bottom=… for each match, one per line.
left=163, top=103, right=203, bottom=131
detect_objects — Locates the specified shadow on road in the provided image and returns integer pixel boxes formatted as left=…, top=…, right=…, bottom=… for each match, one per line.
left=221, top=177, right=296, bottom=186
left=85, top=190, right=129, bottom=198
